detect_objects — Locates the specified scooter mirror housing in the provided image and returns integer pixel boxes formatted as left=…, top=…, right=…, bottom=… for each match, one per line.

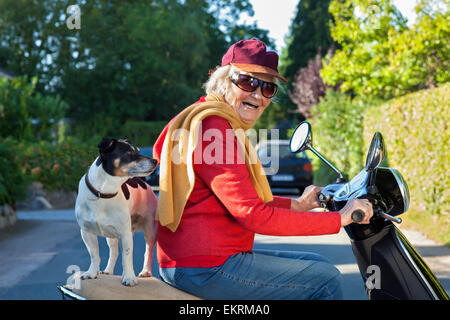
left=365, top=132, right=386, bottom=172
left=289, top=121, right=312, bottom=153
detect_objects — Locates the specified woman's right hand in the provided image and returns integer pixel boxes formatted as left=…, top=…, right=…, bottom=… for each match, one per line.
left=339, top=198, right=373, bottom=227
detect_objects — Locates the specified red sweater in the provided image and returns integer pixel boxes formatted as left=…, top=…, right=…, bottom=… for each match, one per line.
left=153, top=97, right=341, bottom=268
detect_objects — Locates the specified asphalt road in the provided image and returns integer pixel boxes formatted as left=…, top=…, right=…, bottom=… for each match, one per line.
left=0, top=204, right=449, bottom=300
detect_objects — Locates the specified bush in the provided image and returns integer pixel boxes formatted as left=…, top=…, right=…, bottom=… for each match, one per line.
left=0, top=138, right=29, bottom=207
left=307, top=84, right=448, bottom=243
left=310, top=89, right=377, bottom=185
left=0, top=76, right=67, bottom=142
left=17, top=137, right=98, bottom=192
left=120, top=121, right=167, bottom=147
left=363, top=83, right=449, bottom=228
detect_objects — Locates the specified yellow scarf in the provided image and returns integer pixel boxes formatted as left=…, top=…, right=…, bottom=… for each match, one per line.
left=156, top=94, right=273, bottom=232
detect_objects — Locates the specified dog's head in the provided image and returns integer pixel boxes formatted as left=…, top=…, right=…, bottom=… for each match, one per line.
left=96, top=138, right=157, bottom=178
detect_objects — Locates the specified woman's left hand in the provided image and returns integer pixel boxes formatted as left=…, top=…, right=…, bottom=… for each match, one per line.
left=291, top=185, right=323, bottom=211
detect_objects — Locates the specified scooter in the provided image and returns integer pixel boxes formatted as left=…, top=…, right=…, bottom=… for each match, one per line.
left=289, top=121, right=449, bottom=300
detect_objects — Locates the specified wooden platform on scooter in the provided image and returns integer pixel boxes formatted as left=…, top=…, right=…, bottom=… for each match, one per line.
left=71, top=273, right=202, bottom=300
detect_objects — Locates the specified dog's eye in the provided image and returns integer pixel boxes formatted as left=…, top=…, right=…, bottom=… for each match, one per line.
left=127, top=149, right=138, bottom=157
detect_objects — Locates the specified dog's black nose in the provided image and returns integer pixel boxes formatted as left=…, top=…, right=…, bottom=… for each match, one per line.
left=151, top=159, right=158, bottom=165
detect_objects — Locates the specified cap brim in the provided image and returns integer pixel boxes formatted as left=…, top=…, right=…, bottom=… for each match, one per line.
left=231, top=63, right=287, bottom=83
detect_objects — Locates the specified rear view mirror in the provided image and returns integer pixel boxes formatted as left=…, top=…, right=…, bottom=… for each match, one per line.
left=289, top=121, right=345, bottom=181
left=289, top=121, right=312, bottom=153
left=365, top=132, right=386, bottom=172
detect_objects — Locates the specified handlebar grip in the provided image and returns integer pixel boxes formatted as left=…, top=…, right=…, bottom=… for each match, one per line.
left=351, top=209, right=365, bottom=223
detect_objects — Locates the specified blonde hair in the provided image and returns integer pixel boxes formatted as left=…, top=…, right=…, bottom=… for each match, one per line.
left=203, top=64, right=240, bottom=106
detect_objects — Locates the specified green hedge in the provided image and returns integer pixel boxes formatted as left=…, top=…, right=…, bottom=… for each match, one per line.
left=17, top=137, right=98, bottom=192
left=0, top=138, right=29, bottom=207
left=120, top=121, right=167, bottom=147
left=0, top=119, right=168, bottom=205
left=363, top=83, right=449, bottom=242
left=310, top=89, right=377, bottom=185
left=307, top=84, right=448, bottom=242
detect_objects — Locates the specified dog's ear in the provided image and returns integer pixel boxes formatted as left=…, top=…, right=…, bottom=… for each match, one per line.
left=98, top=138, right=117, bottom=154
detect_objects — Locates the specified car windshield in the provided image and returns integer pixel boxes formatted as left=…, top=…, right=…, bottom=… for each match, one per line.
left=257, top=144, right=307, bottom=160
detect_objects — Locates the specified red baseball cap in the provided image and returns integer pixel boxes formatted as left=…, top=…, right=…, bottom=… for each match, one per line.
left=221, top=38, right=287, bottom=82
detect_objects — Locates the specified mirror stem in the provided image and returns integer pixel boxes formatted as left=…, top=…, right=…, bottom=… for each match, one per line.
left=367, top=170, right=378, bottom=194
left=308, top=144, right=345, bottom=180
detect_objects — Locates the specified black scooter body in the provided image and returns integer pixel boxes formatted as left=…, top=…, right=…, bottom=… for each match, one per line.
left=345, top=221, right=449, bottom=300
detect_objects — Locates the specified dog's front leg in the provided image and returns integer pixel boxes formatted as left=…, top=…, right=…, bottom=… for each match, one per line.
left=138, top=242, right=152, bottom=278
left=80, top=229, right=100, bottom=280
left=120, top=233, right=138, bottom=286
left=139, top=224, right=157, bottom=277
left=102, top=237, right=119, bottom=275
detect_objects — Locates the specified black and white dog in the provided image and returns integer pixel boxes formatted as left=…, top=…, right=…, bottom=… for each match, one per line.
left=75, top=138, right=158, bottom=286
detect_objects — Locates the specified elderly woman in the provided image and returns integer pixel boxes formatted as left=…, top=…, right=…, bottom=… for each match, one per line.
left=153, top=38, right=373, bottom=300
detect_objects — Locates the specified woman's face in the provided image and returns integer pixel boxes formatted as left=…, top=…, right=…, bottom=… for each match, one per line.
left=228, top=71, right=274, bottom=125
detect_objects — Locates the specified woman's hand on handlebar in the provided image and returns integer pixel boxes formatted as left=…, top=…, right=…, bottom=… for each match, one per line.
left=339, top=198, right=373, bottom=227
left=291, top=185, right=323, bottom=211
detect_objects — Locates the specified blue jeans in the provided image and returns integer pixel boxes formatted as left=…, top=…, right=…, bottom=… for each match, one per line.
left=159, top=249, right=343, bottom=300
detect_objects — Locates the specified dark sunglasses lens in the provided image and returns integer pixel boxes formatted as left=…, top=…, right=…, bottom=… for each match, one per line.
left=236, top=74, right=255, bottom=91
left=262, top=83, right=277, bottom=98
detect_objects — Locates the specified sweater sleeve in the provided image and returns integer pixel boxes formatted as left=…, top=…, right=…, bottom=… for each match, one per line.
left=193, top=116, right=341, bottom=236
left=266, top=196, right=292, bottom=209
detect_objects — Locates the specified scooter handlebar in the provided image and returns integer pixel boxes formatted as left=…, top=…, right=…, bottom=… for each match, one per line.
left=351, top=208, right=403, bottom=224
left=351, top=209, right=365, bottom=223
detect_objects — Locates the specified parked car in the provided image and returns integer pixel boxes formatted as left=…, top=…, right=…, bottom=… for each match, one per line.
left=256, top=140, right=312, bottom=194
left=139, top=146, right=160, bottom=189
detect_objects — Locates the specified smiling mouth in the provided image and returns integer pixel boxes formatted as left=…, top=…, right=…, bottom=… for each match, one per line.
left=243, top=102, right=259, bottom=109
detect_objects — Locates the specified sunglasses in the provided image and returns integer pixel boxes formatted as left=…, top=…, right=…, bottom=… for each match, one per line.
left=231, top=73, right=278, bottom=98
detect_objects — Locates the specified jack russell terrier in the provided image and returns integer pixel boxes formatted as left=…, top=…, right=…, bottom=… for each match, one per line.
left=75, top=138, right=158, bottom=286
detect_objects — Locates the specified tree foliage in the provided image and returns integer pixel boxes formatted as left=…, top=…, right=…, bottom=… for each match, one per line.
left=0, top=76, right=67, bottom=142
left=288, top=47, right=338, bottom=118
left=310, top=89, right=370, bottom=185
left=283, top=0, right=335, bottom=81
left=276, top=0, right=336, bottom=123
left=0, top=138, right=29, bottom=206
left=0, top=0, right=274, bottom=138
left=321, top=0, right=449, bottom=100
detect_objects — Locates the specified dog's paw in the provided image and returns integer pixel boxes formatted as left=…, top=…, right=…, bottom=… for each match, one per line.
left=80, top=271, right=98, bottom=280
left=100, top=271, right=110, bottom=275
left=138, top=271, right=152, bottom=278
left=121, top=274, right=138, bottom=287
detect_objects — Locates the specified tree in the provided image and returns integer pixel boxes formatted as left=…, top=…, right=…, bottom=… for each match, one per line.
left=321, top=0, right=449, bottom=100
left=0, top=0, right=67, bottom=93
left=288, top=46, right=338, bottom=118
left=283, top=0, right=335, bottom=81
left=274, top=0, right=336, bottom=126
left=0, top=0, right=273, bottom=139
